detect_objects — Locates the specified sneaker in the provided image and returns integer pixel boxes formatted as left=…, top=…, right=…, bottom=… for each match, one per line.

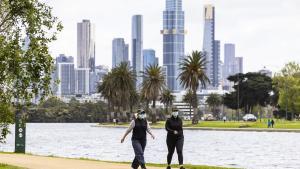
left=166, top=166, right=171, bottom=169
left=141, top=164, right=147, bottom=169
left=180, top=166, right=185, bottom=169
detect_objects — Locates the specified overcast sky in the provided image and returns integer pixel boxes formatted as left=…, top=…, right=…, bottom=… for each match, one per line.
left=46, top=0, right=300, bottom=73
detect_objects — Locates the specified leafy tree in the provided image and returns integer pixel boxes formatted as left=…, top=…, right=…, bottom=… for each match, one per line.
left=223, top=72, right=275, bottom=120
left=160, top=89, right=175, bottom=115
left=273, top=62, right=300, bottom=120
left=178, top=51, right=209, bottom=123
left=141, top=64, right=166, bottom=123
left=206, top=93, right=222, bottom=119
left=0, top=0, right=62, bottom=142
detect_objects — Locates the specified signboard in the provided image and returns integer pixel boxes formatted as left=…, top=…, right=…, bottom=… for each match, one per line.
left=15, top=110, right=26, bottom=153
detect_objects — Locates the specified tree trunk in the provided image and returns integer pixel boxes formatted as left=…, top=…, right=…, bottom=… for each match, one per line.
left=151, top=99, right=157, bottom=124
left=189, top=104, right=192, bottom=120
left=192, top=90, right=198, bottom=124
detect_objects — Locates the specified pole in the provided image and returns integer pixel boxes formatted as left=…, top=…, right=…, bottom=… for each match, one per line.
left=285, top=82, right=288, bottom=120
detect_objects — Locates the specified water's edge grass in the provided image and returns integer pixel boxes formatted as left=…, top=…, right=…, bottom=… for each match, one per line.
left=0, top=163, right=26, bottom=169
left=0, top=152, right=238, bottom=169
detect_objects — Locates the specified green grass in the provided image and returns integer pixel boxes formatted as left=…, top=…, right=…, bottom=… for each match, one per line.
left=0, top=164, right=25, bottom=169
left=101, top=119, right=300, bottom=129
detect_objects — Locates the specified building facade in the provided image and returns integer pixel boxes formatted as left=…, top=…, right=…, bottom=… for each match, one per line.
left=112, top=38, right=129, bottom=68
left=143, top=49, right=157, bottom=70
left=54, top=54, right=75, bottom=96
left=75, top=68, right=90, bottom=95
left=132, top=15, right=143, bottom=88
left=77, top=19, right=95, bottom=72
left=162, top=0, right=185, bottom=92
left=203, top=4, right=221, bottom=88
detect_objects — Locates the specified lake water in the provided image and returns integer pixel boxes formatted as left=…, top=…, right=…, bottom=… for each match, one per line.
left=0, top=123, right=300, bottom=169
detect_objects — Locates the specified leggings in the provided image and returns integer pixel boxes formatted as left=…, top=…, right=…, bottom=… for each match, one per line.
left=167, top=136, right=184, bottom=165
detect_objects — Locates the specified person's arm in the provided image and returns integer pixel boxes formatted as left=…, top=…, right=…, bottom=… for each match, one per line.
left=121, top=120, right=135, bottom=143
left=146, top=121, right=155, bottom=139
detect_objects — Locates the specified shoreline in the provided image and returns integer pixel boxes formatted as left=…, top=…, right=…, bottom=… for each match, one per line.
left=0, top=152, right=236, bottom=169
left=94, top=124, right=300, bottom=133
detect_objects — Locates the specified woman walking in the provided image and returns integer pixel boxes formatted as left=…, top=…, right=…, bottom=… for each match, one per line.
left=165, top=107, right=185, bottom=169
left=121, top=109, right=155, bottom=169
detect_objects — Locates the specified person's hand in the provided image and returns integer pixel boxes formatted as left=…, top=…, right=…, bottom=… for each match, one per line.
left=121, top=137, right=125, bottom=143
left=151, top=135, right=155, bottom=140
left=174, top=130, right=178, bottom=135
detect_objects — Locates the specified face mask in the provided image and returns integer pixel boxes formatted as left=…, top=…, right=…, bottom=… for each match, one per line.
left=172, top=111, right=179, bottom=118
left=138, top=114, right=146, bottom=119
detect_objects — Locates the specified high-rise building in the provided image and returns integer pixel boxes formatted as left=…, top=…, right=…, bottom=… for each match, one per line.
left=132, top=15, right=143, bottom=88
left=143, top=49, right=157, bottom=70
left=54, top=54, right=75, bottom=96
left=112, top=38, right=129, bottom=68
left=223, top=44, right=244, bottom=90
left=77, top=19, right=95, bottom=72
left=203, top=4, right=221, bottom=88
left=162, top=0, right=185, bottom=92
left=75, top=68, right=90, bottom=95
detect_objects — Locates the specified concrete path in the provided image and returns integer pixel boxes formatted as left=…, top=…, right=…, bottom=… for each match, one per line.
left=0, top=153, right=164, bottom=169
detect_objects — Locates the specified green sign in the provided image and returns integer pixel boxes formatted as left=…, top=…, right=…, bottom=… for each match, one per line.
left=15, top=110, right=26, bottom=153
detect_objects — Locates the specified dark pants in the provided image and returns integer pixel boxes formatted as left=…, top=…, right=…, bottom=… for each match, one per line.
left=132, top=139, right=147, bottom=169
left=167, top=136, right=184, bottom=165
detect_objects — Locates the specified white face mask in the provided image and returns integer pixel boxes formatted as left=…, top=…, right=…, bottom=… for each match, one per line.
left=172, top=111, right=179, bottom=118
left=138, top=114, right=147, bottom=119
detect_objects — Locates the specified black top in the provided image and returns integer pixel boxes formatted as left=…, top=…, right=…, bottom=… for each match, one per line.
left=165, top=116, right=184, bottom=138
left=132, top=119, right=147, bottom=140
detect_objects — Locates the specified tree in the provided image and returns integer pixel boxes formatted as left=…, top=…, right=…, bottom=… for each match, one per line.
left=206, top=93, right=222, bottom=119
left=223, top=72, right=275, bottom=120
left=178, top=51, right=209, bottom=124
left=98, top=62, right=136, bottom=119
left=183, top=90, right=197, bottom=120
left=0, top=0, right=62, bottom=142
left=273, top=62, right=300, bottom=120
left=141, top=64, right=166, bottom=123
left=160, top=89, right=175, bottom=115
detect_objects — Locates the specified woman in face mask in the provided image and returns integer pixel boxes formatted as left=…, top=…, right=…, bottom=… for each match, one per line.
left=165, top=107, right=185, bottom=169
left=121, top=109, right=155, bottom=169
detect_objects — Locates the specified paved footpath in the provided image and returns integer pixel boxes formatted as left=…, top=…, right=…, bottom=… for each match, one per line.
left=0, top=153, right=164, bottom=169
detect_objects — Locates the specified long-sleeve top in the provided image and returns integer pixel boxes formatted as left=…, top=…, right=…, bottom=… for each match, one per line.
left=125, top=119, right=152, bottom=140
left=165, top=116, right=184, bottom=138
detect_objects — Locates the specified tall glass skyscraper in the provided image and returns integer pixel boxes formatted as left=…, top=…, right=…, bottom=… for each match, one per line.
left=77, top=19, right=95, bottom=72
left=143, top=49, right=157, bottom=70
left=162, top=0, right=185, bottom=92
left=203, top=4, right=221, bottom=88
left=112, top=38, right=129, bottom=68
left=132, top=15, right=143, bottom=88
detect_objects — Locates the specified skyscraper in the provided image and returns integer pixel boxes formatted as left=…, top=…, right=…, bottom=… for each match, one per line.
left=143, top=49, right=157, bottom=70
left=112, top=38, right=129, bottom=68
left=54, top=54, right=75, bottom=96
left=75, top=68, right=90, bottom=95
left=162, top=0, right=185, bottom=92
left=132, top=15, right=143, bottom=88
left=77, top=19, right=95, bottom=72
left=203, top=4, right=221, bottom=88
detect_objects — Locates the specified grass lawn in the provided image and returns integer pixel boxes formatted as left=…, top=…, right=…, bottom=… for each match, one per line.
left=0, top=164, right=25, bottom=169
left=101, top=119, right=300, bottom=129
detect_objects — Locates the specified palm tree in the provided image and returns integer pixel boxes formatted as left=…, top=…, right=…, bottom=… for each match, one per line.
left=98, top=62, right=136, bottom=120
left=129, top=89, right=140, bottom=115
left=160, top=89, right=175, bottom=115
left=206, top=93, right=222, bottom=119
left=178, top=51, right=210, bottom=124
left=183, top=89, right=197, bottom=120
left=141, top=64, right=166, bottom=123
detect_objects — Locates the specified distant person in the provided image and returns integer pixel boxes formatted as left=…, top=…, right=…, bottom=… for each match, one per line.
left=116, top=118, right=119, bottom=125
left=165, top=107, right=185, bottom=169
left=121, top=109, right=155, bottom=169
left=267, top=119, right=271, bottom=128
left=271, top=119, right=275, bottom=128
left=113, top=118, right=116, bottom=126
left=223, top=116, right=227, bottom=123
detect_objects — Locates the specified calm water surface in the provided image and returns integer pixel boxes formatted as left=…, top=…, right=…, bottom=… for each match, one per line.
left=0, top=123, right=300, bottom=169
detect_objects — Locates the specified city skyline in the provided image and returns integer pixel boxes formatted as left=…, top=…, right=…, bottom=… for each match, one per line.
left=47, top=0, right=300, bottom=74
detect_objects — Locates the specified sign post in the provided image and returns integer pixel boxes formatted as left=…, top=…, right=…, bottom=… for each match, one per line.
left=15, top=109, right=26, bottom=153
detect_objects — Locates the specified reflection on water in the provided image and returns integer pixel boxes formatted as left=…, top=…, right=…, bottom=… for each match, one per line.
left=1, top=123, right=300, bottom=169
